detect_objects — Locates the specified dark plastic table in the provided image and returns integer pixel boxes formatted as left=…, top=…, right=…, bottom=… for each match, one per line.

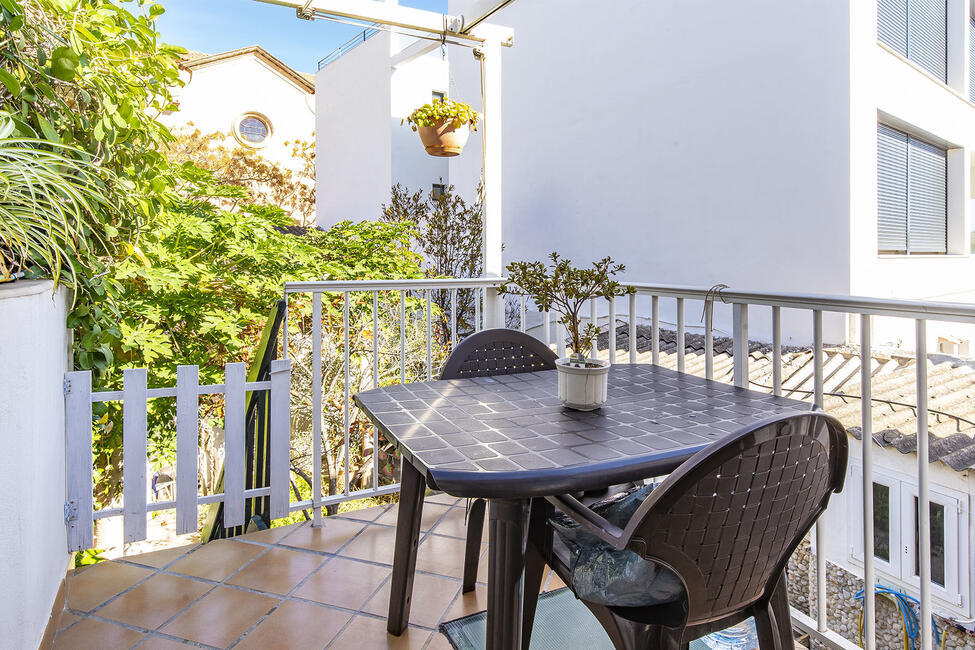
left=354, top=364, right=811, bottom=650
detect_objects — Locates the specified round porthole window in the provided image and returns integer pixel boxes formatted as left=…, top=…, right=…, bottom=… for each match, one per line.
left=234, top=113, right=272, bottom=148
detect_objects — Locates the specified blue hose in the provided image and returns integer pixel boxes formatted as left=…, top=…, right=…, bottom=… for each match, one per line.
left=855, top=584, right=941, bottom=647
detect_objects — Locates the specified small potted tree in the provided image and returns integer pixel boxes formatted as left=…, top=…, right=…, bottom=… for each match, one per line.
left=402, top=97, right=479, bottom=157
left=500, top=253, right=630, bottom=411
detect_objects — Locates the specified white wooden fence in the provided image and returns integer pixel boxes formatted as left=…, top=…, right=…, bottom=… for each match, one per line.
left=64, top=360, right=290, bottom=551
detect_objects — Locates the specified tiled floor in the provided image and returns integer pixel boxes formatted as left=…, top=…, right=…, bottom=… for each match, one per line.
left=55, top=494, right=567, bottom=649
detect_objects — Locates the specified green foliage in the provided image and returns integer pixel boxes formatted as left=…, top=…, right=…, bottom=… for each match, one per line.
left=402, top=97, right=479, bottom=132
left=500, top=253, right=631, bottom=357
left=0, top=116, right=120, bottom=285
left=0, top=0, right=184, bottom=379
left=87, top=163, right=424, bottom=502
left=381, top=182, right=482, bottom=338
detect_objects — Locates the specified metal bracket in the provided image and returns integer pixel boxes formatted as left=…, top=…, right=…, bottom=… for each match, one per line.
left=64, top=500, right=78, bottom=524
left=63, top=377, right=71, bottom=395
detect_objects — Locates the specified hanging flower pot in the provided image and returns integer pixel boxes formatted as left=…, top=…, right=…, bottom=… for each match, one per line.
left=403, top=97, right=479, bottom=158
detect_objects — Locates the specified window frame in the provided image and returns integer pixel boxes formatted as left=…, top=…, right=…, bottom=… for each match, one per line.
left=232, top=112, right=273, bottom=149
left=847, top=463, right=969, bottom=612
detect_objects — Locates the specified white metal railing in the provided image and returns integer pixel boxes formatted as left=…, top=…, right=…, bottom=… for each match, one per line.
left=64, top=360, right=291, bottom=551
left=63, top=275, right=975, bottom=649
left=281, top=278, right=503, bottom=525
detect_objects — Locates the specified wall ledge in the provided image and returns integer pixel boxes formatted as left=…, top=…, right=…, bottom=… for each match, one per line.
left=0, top=279, right=56, bottom=301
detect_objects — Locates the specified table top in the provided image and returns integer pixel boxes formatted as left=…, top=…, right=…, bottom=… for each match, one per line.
left=354, top=364, right=814, bottom=499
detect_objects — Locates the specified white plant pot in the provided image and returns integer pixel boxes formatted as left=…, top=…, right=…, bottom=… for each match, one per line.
left=556, top=358, right=610, bottom=411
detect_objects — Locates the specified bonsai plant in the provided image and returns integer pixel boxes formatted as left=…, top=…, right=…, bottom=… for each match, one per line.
left=500, top=253, right=631, bottom=410
left=402, top=97, right=479, bottom=157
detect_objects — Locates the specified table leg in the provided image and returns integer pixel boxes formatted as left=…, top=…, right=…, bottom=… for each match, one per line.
left=387, top=461, right=426, bottom=635
left=486, top=498, right=528, bottom=650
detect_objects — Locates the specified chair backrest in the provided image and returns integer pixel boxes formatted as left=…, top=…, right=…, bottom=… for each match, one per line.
left=441, top=328, right=558, bottom=380
left=623, top=411, right=847, bottom=625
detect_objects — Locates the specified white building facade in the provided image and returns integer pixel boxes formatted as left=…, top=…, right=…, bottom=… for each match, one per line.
left=315, top=28, right=449, bottom=226
left=442, top=0, right=975, bottom=349
left=160, top=46, right=316, bottom=174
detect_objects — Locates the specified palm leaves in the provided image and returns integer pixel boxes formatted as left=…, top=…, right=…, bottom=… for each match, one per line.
left=0, top=113, right=118, bottom=286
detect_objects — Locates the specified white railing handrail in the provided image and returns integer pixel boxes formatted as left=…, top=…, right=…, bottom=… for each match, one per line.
left=284, top=277, right=504, bottom=294
left=628, top=282, right=975, bottom=323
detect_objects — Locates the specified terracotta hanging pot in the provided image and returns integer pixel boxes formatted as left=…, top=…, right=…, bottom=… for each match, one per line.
left=417, top=119, right=470, bottom=157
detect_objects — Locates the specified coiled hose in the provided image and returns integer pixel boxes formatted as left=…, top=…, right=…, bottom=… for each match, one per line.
left=855, top=585, right=946, bottom=649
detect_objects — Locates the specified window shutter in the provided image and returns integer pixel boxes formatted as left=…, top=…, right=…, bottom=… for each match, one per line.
left=907, top=135, right=947, bottom=253
left=969, top=16, right=975, bottom=102
left=879, top=0, right=909, bottom=55
left=878, top=124, right=909, bottom=252
left=908, top=0, right=947, bottom=82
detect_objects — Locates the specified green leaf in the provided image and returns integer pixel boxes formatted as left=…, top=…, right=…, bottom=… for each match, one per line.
left=36, top=115, right=60, bottom=143
left=50, top=46, right=79, bottom=81
left=0, top=68, right=20, bottom=96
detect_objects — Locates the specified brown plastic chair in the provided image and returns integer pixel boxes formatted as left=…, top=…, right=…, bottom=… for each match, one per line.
left=439, top=327, right=558, bottom=592
left=522, top=411, right=848, bottom=650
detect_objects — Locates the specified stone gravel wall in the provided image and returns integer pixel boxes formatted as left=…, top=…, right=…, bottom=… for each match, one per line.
left=788, top=539, right=975, bottom=649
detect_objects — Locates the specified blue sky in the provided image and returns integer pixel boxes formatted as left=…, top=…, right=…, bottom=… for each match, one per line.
left=156, top=0, right=447, bottom=73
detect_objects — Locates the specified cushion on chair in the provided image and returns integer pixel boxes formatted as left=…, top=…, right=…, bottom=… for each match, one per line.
left=550, top=484, right=685, bottom=608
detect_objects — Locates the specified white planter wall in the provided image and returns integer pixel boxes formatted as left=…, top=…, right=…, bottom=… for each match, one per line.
left=0, top=280, right=72, bottom=648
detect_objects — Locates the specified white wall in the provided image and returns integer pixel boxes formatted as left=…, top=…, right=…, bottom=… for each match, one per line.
left=448, top=0, right=854, bottom=346
left=159, top=52, right=315, bottom=173
left=317, top=33, right=394, bottom=226
left=0, top=280, right=72, bottom=648
left=316, top=27, right=450, bottom=227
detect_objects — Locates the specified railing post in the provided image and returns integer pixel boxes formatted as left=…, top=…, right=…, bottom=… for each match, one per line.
left=175, top=365, right=199, bottom=536
left=628, top=292, right=637, bottom=364
left=609, top=297, right=617, bottom=364
left=270, top=359, right=291, bottom=520
left=312, top=292, right=323, bottom=527
left=732, top=304, right=748, bottom=388
left=123, top=368, right=148, bottom=542
left=65, top=371, right=94, bottom=551
left=676, top=298, right=685, bottom=374
left=860, top=314, right=876, bottom=650
left=917, top=319, right=932, bottom=650
left=224, top=362, right=246, bottom=529
left=651, top=296, right=659, bottom=366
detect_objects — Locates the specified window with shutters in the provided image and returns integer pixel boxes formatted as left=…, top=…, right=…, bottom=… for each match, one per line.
left=878, top=0, right=948, bottom=82
left=877, top=123, right=947, bottom=254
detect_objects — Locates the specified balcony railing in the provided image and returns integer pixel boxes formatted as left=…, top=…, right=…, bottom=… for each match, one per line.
left=67, top=276, right=975, bottom=650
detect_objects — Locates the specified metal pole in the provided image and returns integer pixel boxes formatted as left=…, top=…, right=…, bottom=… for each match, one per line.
left=479, top=42, right=503, bottom=328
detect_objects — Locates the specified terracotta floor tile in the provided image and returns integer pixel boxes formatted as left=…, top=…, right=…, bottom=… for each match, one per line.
left=416, top=534, right=481, bottom=580
left=56, top=611, right=81, bottom=632
left=279, top=518, right=365, bottom=554
left=96, top=573, right=212, bottom=630
left=135, top=636, right=195, bottom=649
left=376, top=502, right=451, bottom=531
left=544, top=568, right=566, bottom=592
left=426, top=632, right=456, bottom=650
left=424, top=492, right=461, bottom=506
left=52, top=617, right=144, bottom=650
left=427, top=507, right=486, bottom=542
left=362, top=572, right=461, bottom=628
left=338, top=523, right=398, bottom=564
left=235, top=599, right=351, bottom=649
left=168, top=539, right=265, bottom=582
left=161, top=586, right=277, bottom=647
left=442, top=585, right=487, bottom=622
left=337, top=501, right=390, bottom=521
left=67, top=561, right=155, bottom=612
left=121, top=544, right=199, bottom=570
left=226, top=547, right=323, bottom=596
left=329, top=615, right=431, bottom=650
left=238, top=522, right=306, bottom=544
left=296, top=557, right=390, bottom=609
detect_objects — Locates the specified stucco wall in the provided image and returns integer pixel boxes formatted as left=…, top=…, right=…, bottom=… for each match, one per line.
left=159, top=52, right=315, bottom=173
left=447, top=0, right=854, bottom=346
left=0, top=280, right=71, bottom=648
